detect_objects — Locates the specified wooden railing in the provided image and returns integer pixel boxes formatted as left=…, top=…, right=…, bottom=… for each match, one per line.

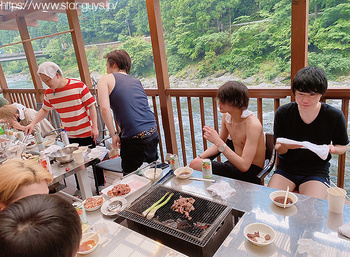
left=2, top=87, right=349, bottom=187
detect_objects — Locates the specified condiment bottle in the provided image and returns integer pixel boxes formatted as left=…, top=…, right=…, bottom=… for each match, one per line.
left=60, top=128, right=70, bottom=146
left=39, top=151, right=52, bottom=174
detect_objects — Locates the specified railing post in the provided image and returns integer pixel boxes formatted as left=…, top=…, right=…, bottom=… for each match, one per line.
left=338, top=99, right=349, bottom=188
left=146, top=0, right=178, bottom=154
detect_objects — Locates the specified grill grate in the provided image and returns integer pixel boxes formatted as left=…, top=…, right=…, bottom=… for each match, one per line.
left=119, top=185, right=231, bottom=247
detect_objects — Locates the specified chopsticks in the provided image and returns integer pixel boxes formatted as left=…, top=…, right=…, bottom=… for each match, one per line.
left=81, top=227, right=106, bottom=243
left=283, top=186, right=289, bottom=208
left=324, top=181, right=350, bottom=203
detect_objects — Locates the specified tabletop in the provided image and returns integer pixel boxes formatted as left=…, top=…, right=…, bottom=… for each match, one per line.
left=70, top=165, right=350, bottom=257
left=163, top=170, right=350, bottom=257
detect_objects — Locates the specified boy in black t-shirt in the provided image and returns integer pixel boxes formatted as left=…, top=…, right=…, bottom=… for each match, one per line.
left=268, top=67, right=349, bottom=199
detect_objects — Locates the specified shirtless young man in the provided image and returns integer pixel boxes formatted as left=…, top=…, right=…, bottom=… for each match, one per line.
left=190, top=81, right=265, bottom=184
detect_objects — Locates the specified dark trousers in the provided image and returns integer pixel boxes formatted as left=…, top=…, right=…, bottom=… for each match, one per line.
left=69, top=137, right=105, bottom=186
left=120, top=132, right=159, bottom=173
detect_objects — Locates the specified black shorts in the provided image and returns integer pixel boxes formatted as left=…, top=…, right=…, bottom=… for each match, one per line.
left=212, top=161, right=262, bottom=184
left=273, top=168, right=330, bottom=187
left=120, top=131, right=159, bottom=173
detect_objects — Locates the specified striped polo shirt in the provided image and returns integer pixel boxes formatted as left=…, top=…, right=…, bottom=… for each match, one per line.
left=42, top=78, right=96, bottom=138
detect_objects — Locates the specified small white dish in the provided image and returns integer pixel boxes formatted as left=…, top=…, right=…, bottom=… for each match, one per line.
left=66, top=143, right=79, bottom=148
left=244, top=223, right=275, bottom=246
left=82, top=196, right=104, bottom=212
left=101, top=196, right=127, bottom=217
left=269, top=190, right=298, bottom=208
left=174, top=167, right=194, bottom=180
left=43, top=138, right=55, bottom=147
left=77, top=232, right=100, bottom=255
left=143, top=168, right=162, bottom=180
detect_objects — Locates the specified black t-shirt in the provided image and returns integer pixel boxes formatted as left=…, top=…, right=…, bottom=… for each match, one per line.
left=274, top=102, right=349, bottom=176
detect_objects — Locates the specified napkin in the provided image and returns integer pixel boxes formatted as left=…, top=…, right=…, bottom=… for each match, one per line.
left=207, top=181, right=236, bottom=200
left=43, top=145, right=62, bottom=155
left=276, top=138, right=329, bottom=160
left=338, top=223, right=350, bottom=239
left=297, top=238, right=324, bottom=257
left=88, top=146, right=107, bottom=161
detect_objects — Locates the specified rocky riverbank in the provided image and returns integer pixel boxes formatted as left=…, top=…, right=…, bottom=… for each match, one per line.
left=5, top=71, right=350, bottom=89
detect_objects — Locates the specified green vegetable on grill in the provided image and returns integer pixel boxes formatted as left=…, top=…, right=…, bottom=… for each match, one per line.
left=142, top=192, right=169, bottom=217
left=146, top=193, right=174, bottom=220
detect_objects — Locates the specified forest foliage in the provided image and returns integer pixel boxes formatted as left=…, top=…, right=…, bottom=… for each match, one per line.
left=0, top=0, right=348, bottom=83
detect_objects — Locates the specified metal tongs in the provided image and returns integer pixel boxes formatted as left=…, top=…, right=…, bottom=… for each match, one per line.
left=16, top=134, right=29, bottom=158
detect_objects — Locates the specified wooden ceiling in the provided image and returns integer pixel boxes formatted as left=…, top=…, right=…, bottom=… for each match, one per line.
left=0, top=0, right=108, bottom=30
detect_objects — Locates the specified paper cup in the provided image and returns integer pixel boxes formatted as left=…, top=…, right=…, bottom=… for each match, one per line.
left=327, top=187, right=346, bottom=213
left=73, top=149, right=84, bottom=164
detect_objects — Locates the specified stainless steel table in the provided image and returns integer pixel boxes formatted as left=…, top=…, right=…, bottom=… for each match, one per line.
left=163, top=170, right=350, bottom=257
left=50, top=156, right=99, bottom=199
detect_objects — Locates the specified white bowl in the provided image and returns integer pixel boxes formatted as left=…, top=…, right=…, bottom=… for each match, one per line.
left=101, top=196, right=128, bottom=217
left=77, top=232, right=100, bottom=255
left=269, top=190, right=298, bottom=208
left=43, top=138, right=55, bottom=147
left=65, top=143, right=79, bottom=148
left=143, top=168, right=162, bottom=180
left=244, top=223, right=275, bottom=246
left=174, top=167, right=194, bottom=179
left=82, top=196, right=104, bottom=211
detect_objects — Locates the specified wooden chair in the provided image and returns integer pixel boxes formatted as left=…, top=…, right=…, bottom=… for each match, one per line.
left=256, top=133, right=276, bottom=185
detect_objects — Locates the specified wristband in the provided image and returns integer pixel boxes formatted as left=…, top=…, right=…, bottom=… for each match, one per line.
left=198, top=155, right=202, bottom=159
left=111, top=131, right=118, bottom=136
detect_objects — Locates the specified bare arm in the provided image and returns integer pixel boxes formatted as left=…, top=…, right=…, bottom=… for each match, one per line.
left=275, top=142, right=302, bottom=155
left=329, top=144, right=347, bottom=155
left=97, top=74, right=120, bottom=148
left=25, top=108, right=49, bottom=135
left=8, top=118, right=26, bottom=131
left=88, top=104, right=99, bottom=141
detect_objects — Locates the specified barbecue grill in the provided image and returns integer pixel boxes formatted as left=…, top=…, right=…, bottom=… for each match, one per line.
left=119, top=185, right=233, bottom=257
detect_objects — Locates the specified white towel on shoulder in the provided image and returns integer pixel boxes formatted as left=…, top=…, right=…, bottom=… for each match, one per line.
left=276, top=137, right=329, bottom=160
left=225, top=110, right=254, bottom=123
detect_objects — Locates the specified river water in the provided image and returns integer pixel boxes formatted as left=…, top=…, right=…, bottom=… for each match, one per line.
left=5, top=79, right=350, bottom=193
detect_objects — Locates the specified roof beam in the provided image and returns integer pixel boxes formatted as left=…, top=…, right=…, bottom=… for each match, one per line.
left=16, top=16, right=42, bottom=103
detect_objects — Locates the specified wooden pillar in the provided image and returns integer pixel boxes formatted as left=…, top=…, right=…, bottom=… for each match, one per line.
left=0, top=62, right=9, bottom=100
left=291, top=0, right=309, bottom=86
left=66, top=2, right=92, bottom=88
left=146, top=0, right=177, bottom=154
left=16, top=16, right=42, bottom=103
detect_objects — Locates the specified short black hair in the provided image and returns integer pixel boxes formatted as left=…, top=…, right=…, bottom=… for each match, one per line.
left=0, top=194, right=82, bottom=257
left=217, top=81, right=249, bottom=110
left=104, top=49, right=132, bottom=74
left=292, top=67, right=328, bottom=95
